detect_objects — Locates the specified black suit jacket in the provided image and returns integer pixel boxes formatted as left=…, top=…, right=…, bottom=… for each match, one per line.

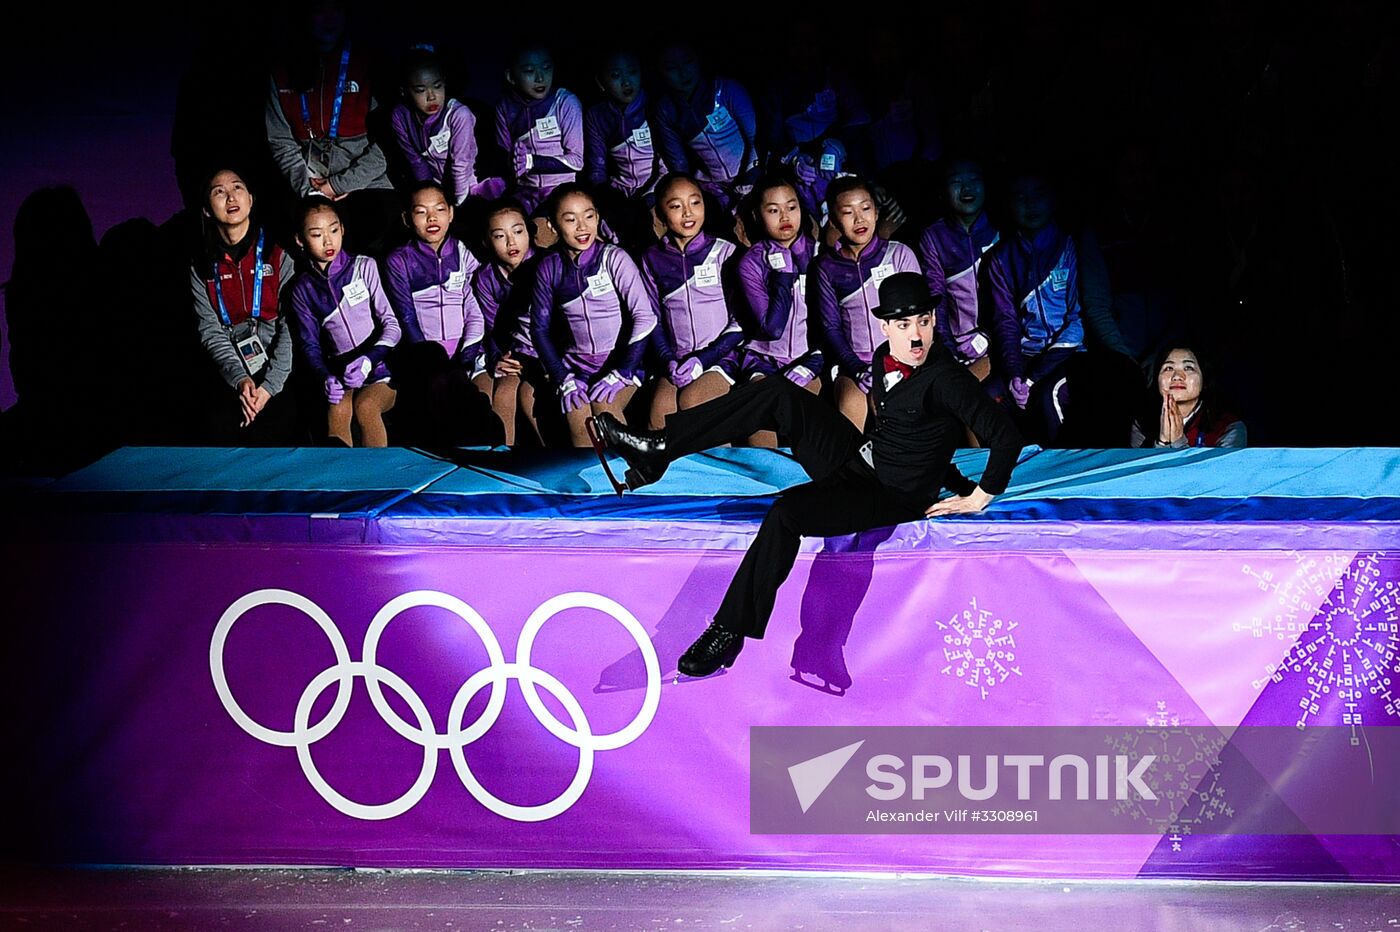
left=866, top=341, right=1024, bottom=503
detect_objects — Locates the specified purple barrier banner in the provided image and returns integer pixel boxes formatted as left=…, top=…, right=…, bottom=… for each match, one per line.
left=5, top=541, right=1399, bottom=880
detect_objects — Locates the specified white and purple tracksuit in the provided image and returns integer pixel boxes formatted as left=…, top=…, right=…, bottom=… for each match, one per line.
left=917, top=212, right=999, bottom=364
left=640, top=232, right=744, bottom=380
left=530, top=241, right=657, bottom=385
left=289, top=252, right=401, bottom=383
left=495, top=88, right=585, bottom=213
left=734, top=235, right=823, bottom=377
left=653, top=77, right=758, bottom=207
left=472, top=249, right=539, bottom=366
left=390, top=99, right=487, bottom=205
left=585, top=92, right=662, bottom=199
left=383, top=237, right=486, bottom=372
left=811, top=235, right=922, bottom=379
left=986, top=223, right=1089, bottom=383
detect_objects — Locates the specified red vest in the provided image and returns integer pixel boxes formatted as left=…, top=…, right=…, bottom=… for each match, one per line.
left=204, top=240, right=285, bottom=326
left=1184, top=409, right=1241, bottom=448
left=273, top=48, right=372, bottom=141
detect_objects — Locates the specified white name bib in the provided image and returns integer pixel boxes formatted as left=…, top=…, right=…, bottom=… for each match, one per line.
left=631, top=124, right=652, bottom=149
left=766, top=251, right=787, bottom=271
left=446, top=270, right=467, bottom=292
left=429, top=127, right=451, bottom=154
left=587, top=272, right=615, bottom=297
left=343, top=280, right=370, bottom=306
left=534, top=115, right=561, bottom=140
left=706, top=105, right=733, bottom=134
left=694, top=263, right=720, bottom=288
left=870, top=264, right=895, bottom=285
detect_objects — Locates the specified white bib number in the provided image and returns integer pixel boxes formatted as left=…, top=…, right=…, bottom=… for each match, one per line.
left=706, top=105, right=733, bottom=134
left=343, top=280, right=370, bottom=306
left=534, top=115, right=561, bottom=141
left=587, top=272, right=615, bottom=298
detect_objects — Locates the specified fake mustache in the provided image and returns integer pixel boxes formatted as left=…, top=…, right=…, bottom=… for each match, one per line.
left=910, top=338, right=924, bottom=349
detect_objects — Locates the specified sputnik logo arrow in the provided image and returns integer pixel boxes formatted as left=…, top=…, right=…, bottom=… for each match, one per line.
left=787, top=740, right=865, bottom=813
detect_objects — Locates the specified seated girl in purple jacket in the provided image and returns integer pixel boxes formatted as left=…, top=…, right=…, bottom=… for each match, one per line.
left=495, top=45, right=584, bottom=218
left=473, top=200, right=545, bottom=447
left=382, top=182, right=502, bottom=446
left=585, top=50, right=663, bottom=250
left=530, top=184, right=657, bottom=447
left=289, top=198, right=400, bottom=446
left=390, top=46, right=505, bottom=207
left=640, top=174, right=744, bottom=429
left=810, top=176, right=921, bottom=430
left=733, top=174, right=824, bottom=446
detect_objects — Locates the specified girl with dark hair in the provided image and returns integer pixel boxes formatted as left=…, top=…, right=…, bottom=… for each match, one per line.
left=641, top=173, right=744, bottom=428
left=733, top=174, right=824, bottom=446
left=530, top=184, right=657, bottom=446
left=811, top=176, right=922, bottom=430
left=585, top=49, right=664, bottom=249
left=495, top=45, right=585, bottom=215
left=473, top=200, right=546, bottom=446
left=288, top=198, right=400, bottom=446
left=652, top=44, right=759, bottom=212
left=390, top=46, right=505, bottom=206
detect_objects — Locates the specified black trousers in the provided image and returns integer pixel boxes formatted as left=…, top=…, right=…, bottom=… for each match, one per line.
left=664, top=378, right=924, bottom=639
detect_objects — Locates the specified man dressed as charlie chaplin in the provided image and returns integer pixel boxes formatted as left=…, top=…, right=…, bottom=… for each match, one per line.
left=589, top=272, right=1025, bottom=677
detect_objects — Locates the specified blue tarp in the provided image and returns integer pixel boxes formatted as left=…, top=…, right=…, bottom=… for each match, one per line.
left=25, top=446, right=1400, bottom=523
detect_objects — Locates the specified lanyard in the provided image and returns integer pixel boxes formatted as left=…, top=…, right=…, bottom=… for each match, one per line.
left=214, top=230, right=265, bottom=327
left=301, top=46, right=351, bottom=139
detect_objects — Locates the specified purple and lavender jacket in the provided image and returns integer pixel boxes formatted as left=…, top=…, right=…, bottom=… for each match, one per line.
left=289, top=252, right=401, bottom=382
left=495, top=88, right=584, bottom=212
left=734, top=235, right=822, bottom=370
left=640, top=232, right=743, bottom=368
left=383, top=237, right=485, bottom=366
left=653, top=77, right=758, bottom=199
left=917, top=212, right=999, bottom=362
left=986, top=223, right=1128, bottom=380
left=472, top=249, right=539, bottom=363
left=585, top=93, right=662, bottom=198
left=390, top=99, right=482, bottom=205
left=811, top=236, right=922, bottom=377
left=530, top=241, right=657, bottom=384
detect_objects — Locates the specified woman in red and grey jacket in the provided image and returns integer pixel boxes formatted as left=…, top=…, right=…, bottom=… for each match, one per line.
left=191, top=169, right=300, bottom=445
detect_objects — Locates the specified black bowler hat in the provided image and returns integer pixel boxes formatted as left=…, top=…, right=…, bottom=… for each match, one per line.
left=872, top=271, right=942, bottom=320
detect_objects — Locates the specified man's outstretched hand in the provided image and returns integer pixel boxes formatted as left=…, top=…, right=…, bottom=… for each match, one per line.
left=926, top=487, right=994, bottom=517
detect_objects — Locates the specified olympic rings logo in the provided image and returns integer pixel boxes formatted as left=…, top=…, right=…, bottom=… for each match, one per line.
left=209, top=589, right=661, bottom=822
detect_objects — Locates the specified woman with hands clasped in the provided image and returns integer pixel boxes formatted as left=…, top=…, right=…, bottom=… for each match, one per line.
left=1131, top=346, right=1247, bottom=448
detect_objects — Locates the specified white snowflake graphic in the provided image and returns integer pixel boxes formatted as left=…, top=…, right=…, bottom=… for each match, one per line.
left=1109, top=701, right=1230, bottom=844
left=935, top=596, right=1022, bottom=700
left=1252, top=552, right=1400, bottom=731
left=1236, top=551, right=1350, bottom=643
